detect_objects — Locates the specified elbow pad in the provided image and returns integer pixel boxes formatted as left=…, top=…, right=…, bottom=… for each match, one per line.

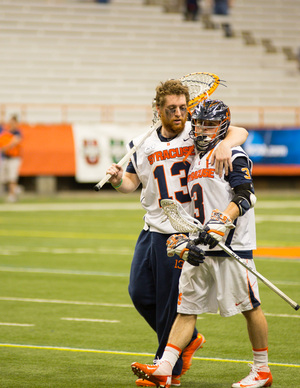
left=231, top=183, right=256, bottom=216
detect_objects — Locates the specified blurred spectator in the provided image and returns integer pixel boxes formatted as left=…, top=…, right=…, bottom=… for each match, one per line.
left=185, top=0, right=200, bottom=21
left=211, top=0, right=234, bottom=37
left=0, top=114, right=23, bottom=202
left=213, top=0, right=229, bottom=15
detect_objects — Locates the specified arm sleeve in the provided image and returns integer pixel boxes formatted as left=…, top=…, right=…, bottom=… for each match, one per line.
left=125, top=139, right=137, bottom=174
left=227, top=155, right=253, bottom=189
left=126, top=160, right=136, bottom=174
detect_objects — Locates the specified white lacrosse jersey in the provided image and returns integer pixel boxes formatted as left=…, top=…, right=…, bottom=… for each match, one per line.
left=187, top=142, right=256, bottom=253
left=127, top=123, right=195, bottom=233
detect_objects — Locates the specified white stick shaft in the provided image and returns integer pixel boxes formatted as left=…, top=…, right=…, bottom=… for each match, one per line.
left=161, top=200, right=299, bottom=311
left=94, top=121, right=161, bottom=191
left=218, top=242, right=299, bottom=311
left=94, top=145, right=137, bottom=190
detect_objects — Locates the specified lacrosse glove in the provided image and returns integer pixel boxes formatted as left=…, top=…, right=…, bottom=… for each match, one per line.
left=166, top=233, right=205, bottom=266
left=195, top=209, right=235, bottom=249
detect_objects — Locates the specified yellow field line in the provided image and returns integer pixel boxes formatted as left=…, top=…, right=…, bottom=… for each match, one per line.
left=0, top=230, right=299, bottom=257
left=0, top=344, right=299, bottom=368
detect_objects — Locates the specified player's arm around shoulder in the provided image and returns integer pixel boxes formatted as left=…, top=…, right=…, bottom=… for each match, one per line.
left=225, top=125, right=248, bottom=147
left=212, top=125, right=248, bottom=177
left=106, top=163, right=140, bottom=193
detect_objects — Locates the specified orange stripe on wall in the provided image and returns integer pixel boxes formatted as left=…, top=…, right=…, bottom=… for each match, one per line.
left=253, top=165, right=300, bottom=176
left=255, top=247, right=300, bottom=259
left=19, top=123, right=75, bottom=176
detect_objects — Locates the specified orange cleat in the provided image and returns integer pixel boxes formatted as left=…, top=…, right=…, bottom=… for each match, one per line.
left=135, top=375, right=180, bottom=386
left=181, top=333, right=206, bottom=375
left=131, top=360, right=173, bottom=388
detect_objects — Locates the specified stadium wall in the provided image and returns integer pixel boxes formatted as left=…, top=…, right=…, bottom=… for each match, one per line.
left=2, top=122, right=300, bottom=193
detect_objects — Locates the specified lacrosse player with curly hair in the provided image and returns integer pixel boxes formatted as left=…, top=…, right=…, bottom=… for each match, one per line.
left=106, top=81, right=248, bottom=387
left=131, top=99, right=272, bottom=388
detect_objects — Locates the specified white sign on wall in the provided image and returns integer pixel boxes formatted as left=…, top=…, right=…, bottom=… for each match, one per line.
left=72, top=123, right=149, bottom=182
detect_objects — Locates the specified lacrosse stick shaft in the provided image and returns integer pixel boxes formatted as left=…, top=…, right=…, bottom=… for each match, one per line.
left=218, top=242, right=299, bottom=311
left=94, top=122, right=160, bottom=191
left=94, top=72, right=220, bottom=191
left=94, top=147, right=136, bottom=191
left=160, top=200, right=299, bottom=311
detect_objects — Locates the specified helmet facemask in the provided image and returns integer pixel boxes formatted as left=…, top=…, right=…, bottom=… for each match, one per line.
left=189, top=99, right=231, bottom=153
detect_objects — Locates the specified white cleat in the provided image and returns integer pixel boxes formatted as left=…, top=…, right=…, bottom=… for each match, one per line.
left=232, top=364, right=273, bottom=388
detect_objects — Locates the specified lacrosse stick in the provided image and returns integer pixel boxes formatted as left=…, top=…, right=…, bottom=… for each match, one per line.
left=94, top=72, right=220, bottom=191
left=161, top=199, right=300, bottom=311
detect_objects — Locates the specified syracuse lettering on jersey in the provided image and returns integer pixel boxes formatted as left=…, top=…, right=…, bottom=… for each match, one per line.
left=187, top=168, right=215, bottom=182
left=147, top=146, right=194, bottom=165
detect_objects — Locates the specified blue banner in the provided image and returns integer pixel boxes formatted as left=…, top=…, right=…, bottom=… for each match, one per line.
left=242, top=128, right=300, bottom=165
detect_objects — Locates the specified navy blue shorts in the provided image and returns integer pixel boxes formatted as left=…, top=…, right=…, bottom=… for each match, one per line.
left=128, top=229, right=198, bottom=374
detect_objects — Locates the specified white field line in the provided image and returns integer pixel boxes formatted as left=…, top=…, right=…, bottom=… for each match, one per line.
left=255, top=215, right=300, bottom=223
left=201, top=312, right=300, bottom=319
left=0, top=343, right=299, bottom=368
left=61, top=318, right=119, bottom=323
left=261, top=279, right=300, bottom=286
left=0, top=266, right=129, bottom=277
left=0, top=322, right=35, bottom=327
left=1, top=214, right=299, bottom=225
left=264, top=313, right=300, bottom=319
left=0, top=266, right=299, bottom=287
left=0, top=246, right=132, bottom=255
left=0, top=203, right=142, bottom=212
left=1, top=297, right=300, bottom=320
left=0, top=201, right=299, bottom=212
left=255, top=201, right=300, bottom=209
left=0, top=297, right=133, bottom=308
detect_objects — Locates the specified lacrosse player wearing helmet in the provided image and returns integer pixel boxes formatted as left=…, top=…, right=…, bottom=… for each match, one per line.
left=131, top=99, right=272, bottom=388
left=106, top=83, right=249, bottom=387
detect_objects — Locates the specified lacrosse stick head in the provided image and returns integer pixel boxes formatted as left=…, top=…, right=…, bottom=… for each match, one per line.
left=152, top=72, right=220, bottom=126
left=189, top=99, right=231, bottom=153
left=161, top=199, right=202, bottom=234
left=180, top=72, right=220, bottom=112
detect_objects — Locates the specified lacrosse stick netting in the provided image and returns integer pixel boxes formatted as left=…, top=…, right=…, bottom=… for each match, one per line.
left=94, top=72, right=220, bottom=191
left=161, top=199, right=299, bottom=311
left=180, top=72, right=220, bottom=111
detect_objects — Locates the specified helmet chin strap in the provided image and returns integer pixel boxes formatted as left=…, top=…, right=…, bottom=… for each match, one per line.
left=195, top=135, right=212, bottom=152
left=195, top=124, right=219, bottom=149
left=198, top=134, right=213, bottom=143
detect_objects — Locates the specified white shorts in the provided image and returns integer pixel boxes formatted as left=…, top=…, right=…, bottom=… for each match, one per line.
left=177, top=255, right=261, bottom=317
left=0, top=157, right=22, bottom=183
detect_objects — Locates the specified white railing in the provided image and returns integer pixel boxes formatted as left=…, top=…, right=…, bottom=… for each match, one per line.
left=1, top=103, right=300, bottom=127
